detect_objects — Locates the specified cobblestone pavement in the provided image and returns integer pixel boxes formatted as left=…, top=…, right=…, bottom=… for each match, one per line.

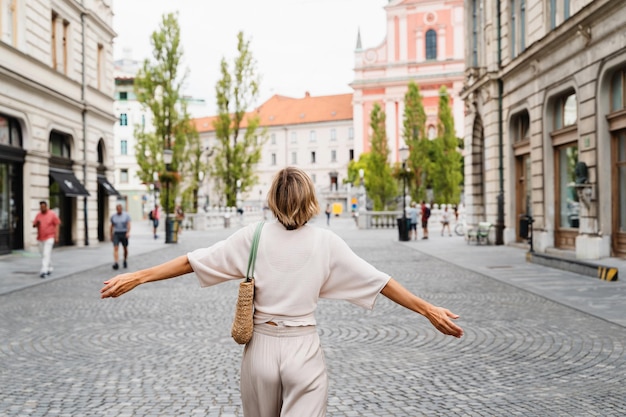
left=1, top=218, right=625, bottom=416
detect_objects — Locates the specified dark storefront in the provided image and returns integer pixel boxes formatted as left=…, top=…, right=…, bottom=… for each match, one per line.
left=0, top=115, right=24, bottom=255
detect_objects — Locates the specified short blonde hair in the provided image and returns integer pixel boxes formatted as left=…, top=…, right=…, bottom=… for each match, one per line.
left=267, top=167, right=320, bottom=229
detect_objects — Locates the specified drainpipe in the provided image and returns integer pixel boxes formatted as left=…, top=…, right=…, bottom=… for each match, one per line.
left=495, top=0, right=505, bottom=245
left=81, top=10, right=89, bottom=246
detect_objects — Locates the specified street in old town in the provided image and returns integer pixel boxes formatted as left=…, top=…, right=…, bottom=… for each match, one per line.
left=1, top=217, right=625, bottom=416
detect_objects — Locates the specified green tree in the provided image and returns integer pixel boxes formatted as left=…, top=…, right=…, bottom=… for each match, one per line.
left=431, top=86, right=463, bottom=204
left=211, top=31, right=265, bottom=207
left=134, top=12, right=196, bottom=214
left=365, top=103, right=397, bottom=210
left=402, top=81, right=431, bottom=202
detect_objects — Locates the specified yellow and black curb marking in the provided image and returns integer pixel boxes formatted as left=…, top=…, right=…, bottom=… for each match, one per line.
left=526, top=252, right=619, bottom=282
left=598, top=266, right=619, bottom=281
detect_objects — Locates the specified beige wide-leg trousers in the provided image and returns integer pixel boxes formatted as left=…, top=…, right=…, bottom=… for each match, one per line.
left=240, top=324, right=328, bottom=417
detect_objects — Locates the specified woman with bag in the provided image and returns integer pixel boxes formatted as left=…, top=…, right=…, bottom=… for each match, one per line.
left=100, top=166, right=463, bottom=417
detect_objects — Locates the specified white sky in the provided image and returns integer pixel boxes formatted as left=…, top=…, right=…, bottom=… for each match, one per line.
left=113, top=0, right=388, bottom=116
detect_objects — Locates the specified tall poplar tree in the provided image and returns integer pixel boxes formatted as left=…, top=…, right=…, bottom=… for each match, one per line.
left=431, top=86, right=463, bottom=203
left=366, top=103, right=397, bottom=210
left=133, top=12, right=196, bottom=214
left=402, top=81, right=430, bottom=202
left=211, top=31, right=265, bottom=207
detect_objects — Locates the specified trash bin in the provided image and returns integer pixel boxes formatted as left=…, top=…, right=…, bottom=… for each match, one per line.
left=397, top=217, right=410, bottom=242
left=519, top=215, right=529, bottom=239
left=165, top=218, right=178, bottom=244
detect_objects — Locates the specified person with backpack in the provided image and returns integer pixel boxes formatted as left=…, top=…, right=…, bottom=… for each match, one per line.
left=420, top=200, right=430, bottom=240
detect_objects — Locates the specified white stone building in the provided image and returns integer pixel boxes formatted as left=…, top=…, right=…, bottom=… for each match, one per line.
left=461, top=0, right=626, bottom=259
left=0, top=0, right=117, bottom=253
left=193, top=93, right=355, bottom=212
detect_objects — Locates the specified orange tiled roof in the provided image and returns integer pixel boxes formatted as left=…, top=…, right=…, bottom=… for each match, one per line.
left=193, top=92, right=353, bottom=133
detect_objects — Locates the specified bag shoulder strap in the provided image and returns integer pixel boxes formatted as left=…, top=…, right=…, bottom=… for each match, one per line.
left=246, top=221, right=265, bottom=282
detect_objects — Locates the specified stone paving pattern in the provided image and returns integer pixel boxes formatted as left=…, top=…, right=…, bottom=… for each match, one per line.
left=1, top=218, right=625, bottom=416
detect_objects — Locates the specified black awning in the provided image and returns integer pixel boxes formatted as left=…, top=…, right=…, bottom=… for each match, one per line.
left=49, top=170, right=90, bottom=197
left=97, top=176, right=122, bottom=197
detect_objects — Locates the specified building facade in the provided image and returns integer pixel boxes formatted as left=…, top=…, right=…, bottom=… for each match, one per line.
left=113, top=52, right=208, bottom=222
left=462, top=0, right=626, bottom=259
left=352, top=0, right=465, bottom=164
left=0, top=0, right=117, bottom=254
left=193, top=93, right=355, bottom=211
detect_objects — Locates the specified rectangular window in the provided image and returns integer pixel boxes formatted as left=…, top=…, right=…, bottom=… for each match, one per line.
left=310, top=130, right=316, bottom=142
left=2, top=0, right=17, bottom=46
left=51, top=12, right=57, bottom=70
left=291, top=151, right=297, bottom=165
left=271, top=153, right=277, bottom=165
left=119, top=91, right=128, bottom=101
left=520, top=0, right=526, bottom=51
left=120, top=113, right=128, bottom=126
left=472, top=0, right=479, bottom=67
left=120, top=139, right=128, bottom=155
left=511, top=0, right=516, bottom=58
left=120, top=169, right=129, bottom=184
left=62, top=20, right=69, bottom=74
left=271, top=133, right=276, bottom=145
left=550, top=0, right=556, bottom=29
left=330, top=129, right=336, bottom=141
left=290, top=131, right=297, bottom=144
left=311, top=151, right=316, bottom=164
left=348, top=127, right=354, bottom=140
left=97, top=43, right=104, bottom=89
left=331, top=150, right=337, bottom=162
left=349, top=149, right=354, bottom=160
left=564, top=0, right=570, bottom=19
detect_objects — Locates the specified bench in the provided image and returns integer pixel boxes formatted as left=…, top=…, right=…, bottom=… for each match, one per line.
left=467, top=222, right=493, bottom=245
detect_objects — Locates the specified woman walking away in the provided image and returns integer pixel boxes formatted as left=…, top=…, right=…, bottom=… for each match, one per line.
left=100, top=166, right=463, bottom=417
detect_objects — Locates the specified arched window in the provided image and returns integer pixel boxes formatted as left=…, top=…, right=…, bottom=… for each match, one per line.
left=425, top=30, right=437, bottom=60
left=49, top=131, right=71, bottom=158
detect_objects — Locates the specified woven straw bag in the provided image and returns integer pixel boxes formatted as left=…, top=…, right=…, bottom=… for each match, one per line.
left=231, top=221, right=265, bottom=344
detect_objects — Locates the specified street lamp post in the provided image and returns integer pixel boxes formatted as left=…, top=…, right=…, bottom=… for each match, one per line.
left=163, top=148, right=174, bottom=243
left=398, top=147, right=410, bottom=242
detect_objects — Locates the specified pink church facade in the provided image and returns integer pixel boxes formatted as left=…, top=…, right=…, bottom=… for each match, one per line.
left=351, top=0, right=465, bottom=164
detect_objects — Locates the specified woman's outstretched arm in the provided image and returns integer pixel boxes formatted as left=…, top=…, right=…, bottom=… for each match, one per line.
left=381, top=278, right=464, bottom=338
left=100, top=255, right=193, bottom=299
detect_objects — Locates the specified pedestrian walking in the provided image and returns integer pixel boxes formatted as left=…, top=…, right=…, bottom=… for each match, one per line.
left=407, top=201, right=419, bottom=240
left=441, top=205, right=452, bottom=236
left=110, top=204, right=131, bottom=270
left=325, top=203, right=331, bottom=226
left=32, top=200, right=60, bottom=278
left=149, top=204, right=160, bottom=239
left=100, top=166, right=463, bottom=417
left=421, top=200, right=431, bottom=239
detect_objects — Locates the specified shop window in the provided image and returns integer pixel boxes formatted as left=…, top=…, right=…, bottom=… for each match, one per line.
left=611, top=69, right=626, bottom=112
left=554, top=92, right=577, bottom=130
left=425, top=30, right=437, bottom=60
left=49, top=131, right=71, bottom=158
left=511, top=111, right=530, bottom=143
left=0, top=115, right=21, bottom=147
left=557, top=144, right=579, bottom=229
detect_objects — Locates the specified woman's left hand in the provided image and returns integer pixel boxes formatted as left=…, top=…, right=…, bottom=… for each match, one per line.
left=100, top=273, right=140, bottom=298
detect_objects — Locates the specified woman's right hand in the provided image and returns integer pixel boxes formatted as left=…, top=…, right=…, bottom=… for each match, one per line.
left=424, top=306, right=464, bottom=338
